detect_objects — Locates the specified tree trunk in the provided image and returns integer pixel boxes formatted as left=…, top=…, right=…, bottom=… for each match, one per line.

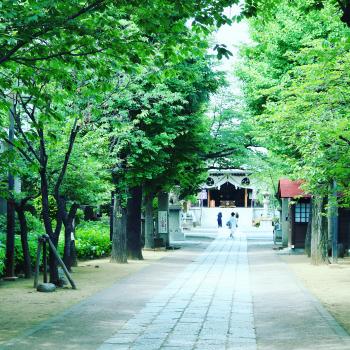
left=5, top=196, right=15, bottom=278
left=5, top=104, right=16, bottom=278
left=39, top=168, right=59, bottom=284
left=126, top=186, right=143, bottom=260
left=328, top=181, right=339, bottom=262
left=144, top=193, right=154, bottom=249
left=311, top=196, right=328, bottom=265
left=304, top=199, right=312, bottom=258
left=16, top=205, right=32, bottom=278
left=63, top=221, right=73, bottom=271
left=111, top=193, right=127, bottom=263
left=70, top=219, right=78, bottom=267
left=63, top=203, right=78, bottom=271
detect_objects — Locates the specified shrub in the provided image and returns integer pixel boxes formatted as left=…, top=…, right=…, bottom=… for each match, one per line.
left=26, top=212, right=45, bottom=235
left=15, top=233, right=42, bottom=273
left=0, top=218, right=110, bottom=277
left=0, top=233, right=42, bottom=275
left=75, top=220, right=111, bottom=259
left=0, top=214, right=6, bottom=235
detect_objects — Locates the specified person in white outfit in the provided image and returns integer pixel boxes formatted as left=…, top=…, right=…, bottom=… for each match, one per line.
left=227, top=212, right=238, bottom=238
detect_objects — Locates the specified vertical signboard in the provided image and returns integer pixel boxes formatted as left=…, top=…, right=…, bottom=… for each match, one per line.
left=158, top=211, right=168, bottom=234
left=200, top=190, right=207, bottom=200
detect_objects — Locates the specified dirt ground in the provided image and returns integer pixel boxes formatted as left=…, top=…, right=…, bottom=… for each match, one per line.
left=281, top=253, right=350, bottom=334
left=0, top=249, right=170, bottom=344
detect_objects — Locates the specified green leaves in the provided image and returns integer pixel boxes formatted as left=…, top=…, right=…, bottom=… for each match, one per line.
left=237, top=0, right=350, bottom=201
left=214, top=44, right=233, bottom=60
left=104, top=52, right=222, bottom=195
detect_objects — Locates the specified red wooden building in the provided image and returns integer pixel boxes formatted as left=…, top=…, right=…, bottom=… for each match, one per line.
left=278, top=179, right=350, bottom=254
left=277, top=179, right=311, bottom=248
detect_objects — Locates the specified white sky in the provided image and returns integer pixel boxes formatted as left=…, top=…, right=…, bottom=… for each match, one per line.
left=211, top=5, right=251, bottom=92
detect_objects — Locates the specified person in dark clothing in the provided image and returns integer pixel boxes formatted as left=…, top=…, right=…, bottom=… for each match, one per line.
left=217, top=212, right=223, bottom=228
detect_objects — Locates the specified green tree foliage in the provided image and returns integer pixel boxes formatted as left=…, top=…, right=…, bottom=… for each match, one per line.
left=206, top=87, right=257, bottom=170
left=0, top=0, right=242, bottom=277
left=106, top=54, right=224, bottom=198
left=233, top=0, right=350, bottom=263
left=237, top=0, right=350, bottom=198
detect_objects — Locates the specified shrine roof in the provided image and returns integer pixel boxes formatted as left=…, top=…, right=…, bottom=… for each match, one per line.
left=277, top=179, right=311, bottom=198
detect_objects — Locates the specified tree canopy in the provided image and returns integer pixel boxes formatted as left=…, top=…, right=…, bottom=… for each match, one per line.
left=236, top=0, right=350, bottom=200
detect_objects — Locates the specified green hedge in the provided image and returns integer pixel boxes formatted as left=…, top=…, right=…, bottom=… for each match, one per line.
left=0, top=233, right=42, bottom=275
left=75, top=221, right=111, bottom=259
left=0, top=220, right=111, bottom=277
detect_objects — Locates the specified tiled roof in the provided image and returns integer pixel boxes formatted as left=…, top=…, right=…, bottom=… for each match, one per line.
left=277, top=179, right=310, bottom=198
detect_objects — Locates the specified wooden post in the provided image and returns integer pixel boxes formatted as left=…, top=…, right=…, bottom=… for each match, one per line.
left=208, top=190, right=211, bottom=208
left=43, top=238, right=47, bottom=283
left=34, top=235, right=77, bottom=289
left=47, top=237, right=77, bottom=289
left=33, top=239, right=43, bottom=288
left=288, top=199, right=293, bottom=247
left=244, top=188, right=248, bottom=208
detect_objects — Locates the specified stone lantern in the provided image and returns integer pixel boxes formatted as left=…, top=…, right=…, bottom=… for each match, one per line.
left=260, top=191, right=273, bottom=234
left=169, top=187, right=185, bottom=242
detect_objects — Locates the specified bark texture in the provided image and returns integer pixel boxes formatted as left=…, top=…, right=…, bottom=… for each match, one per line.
left=311, top=196, right=328, bottom=265
left=304, top=198, right=312, bottom=258
left=15, top=205, right=32, bottom=278
left=111, top=193, right=127, bottom=263
left=62, top=203, right=79, bottom=271
left=126, top=186, right=143, bottom=260
left=5, top=196, right=15, bottom=277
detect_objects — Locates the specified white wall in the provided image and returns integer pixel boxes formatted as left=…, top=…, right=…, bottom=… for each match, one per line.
left=190, top=207, right=253, bottom=229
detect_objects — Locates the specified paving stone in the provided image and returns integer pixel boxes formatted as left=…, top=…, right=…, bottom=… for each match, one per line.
left=226, top=343, right=257, bottom=350
left=228, top=326, right=255, bottom=339
left=98, top=344, right=129, bottom=350
left=195, top=339, right=226, bottom=348
left=161, top=346, right=194, bottom=350
left=139, top=332, right=169, bottom=340
left=132, top=345, right=162, bottom=350
left=179, top=317, right=203, bottom=323
left=99, top=233, right=257, bottom=350
left=105, top=335, right=135, bottom=344
left=163, top=339, right=196, bottom=347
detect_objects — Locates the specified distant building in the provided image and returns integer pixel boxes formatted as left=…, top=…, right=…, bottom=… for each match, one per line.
left=198, top=169, right=256, bottom=208
left=277, top=179, right=311, bottom=248
left=189, top=169, right=271, bottom=229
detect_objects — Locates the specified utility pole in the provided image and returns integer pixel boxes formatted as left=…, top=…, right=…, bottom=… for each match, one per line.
left=5, top=103, right=16, bottom=278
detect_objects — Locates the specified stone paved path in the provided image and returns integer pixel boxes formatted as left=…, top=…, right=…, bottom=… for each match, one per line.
left=4, top=230, right=350, bottom=350
left=249, top=239, right=350, bottom=350
left=99, top=233, right=256, bottom=350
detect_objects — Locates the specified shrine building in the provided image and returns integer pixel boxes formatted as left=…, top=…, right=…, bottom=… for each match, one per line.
left=200, top=169, right=255, bottom=208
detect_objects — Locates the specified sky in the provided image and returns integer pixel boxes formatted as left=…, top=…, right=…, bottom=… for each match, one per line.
left=212, top=6, right=251, bottom=92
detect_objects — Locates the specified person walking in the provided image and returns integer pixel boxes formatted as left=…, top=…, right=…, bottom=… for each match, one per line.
left=217, top=212, right=223, bottom=228
left=227, top=212, right=237, bottom=238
